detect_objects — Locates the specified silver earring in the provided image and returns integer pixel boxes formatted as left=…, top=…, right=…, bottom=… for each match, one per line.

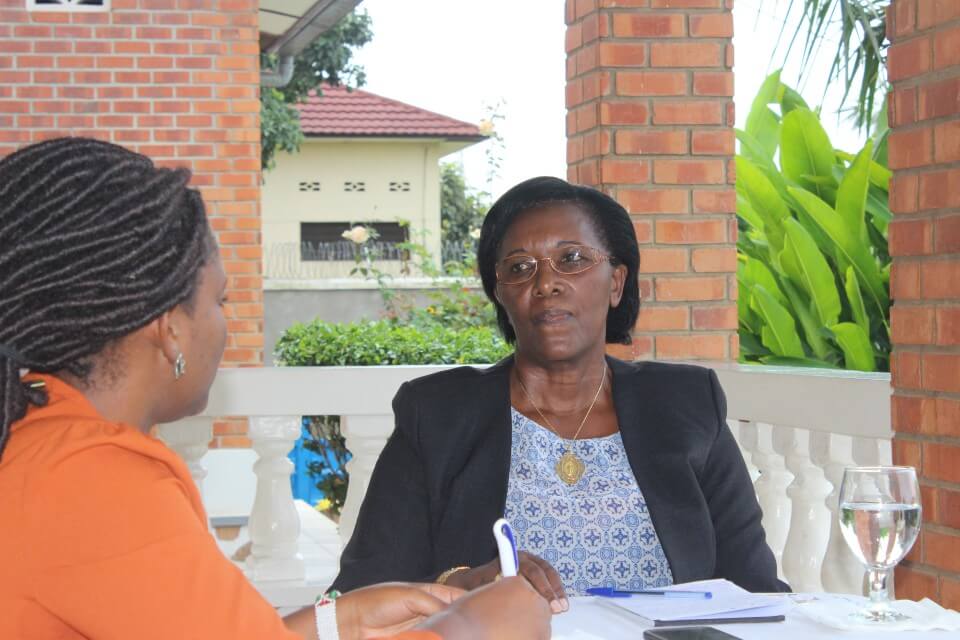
left=174, top=352, right=186, bottom=380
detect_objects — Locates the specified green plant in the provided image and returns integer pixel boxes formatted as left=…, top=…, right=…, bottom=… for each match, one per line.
left=260, top=10, right=373, bottom=171
left=440, top=162, right=489, bottom=248
left=275, top=319, right=511, bottom=366
left=302, top=416, right=349, bottom=518
left=737, top=71, right=891, bottom=371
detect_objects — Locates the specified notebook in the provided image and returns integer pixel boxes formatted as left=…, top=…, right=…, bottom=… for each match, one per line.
left=597, top=579, right=790, bottom=627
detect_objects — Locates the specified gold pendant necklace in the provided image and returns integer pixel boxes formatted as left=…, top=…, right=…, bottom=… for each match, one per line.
left=515, top=361, right=607, bottom=486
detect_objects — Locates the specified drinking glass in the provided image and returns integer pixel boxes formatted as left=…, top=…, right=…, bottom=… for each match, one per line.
left=838, top=466, right=921, bottom=622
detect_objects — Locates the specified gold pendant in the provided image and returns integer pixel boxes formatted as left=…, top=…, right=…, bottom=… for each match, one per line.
left=555, top=450, right=585, bottom=485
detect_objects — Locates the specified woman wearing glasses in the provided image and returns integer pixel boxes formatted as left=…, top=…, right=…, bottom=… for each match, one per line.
left=333, top=177, right=786, bottom=608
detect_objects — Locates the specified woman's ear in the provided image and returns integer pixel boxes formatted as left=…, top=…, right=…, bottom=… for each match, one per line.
left=609, top=263, right=628, bottom=308
left=153, top=309, right=182, bottom=367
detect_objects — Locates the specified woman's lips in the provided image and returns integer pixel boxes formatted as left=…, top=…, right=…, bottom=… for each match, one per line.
left=533, top=308, right=574, bottom=325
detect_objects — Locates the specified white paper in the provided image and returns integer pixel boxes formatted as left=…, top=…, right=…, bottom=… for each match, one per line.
left=604, top=579, right=792, bottom=623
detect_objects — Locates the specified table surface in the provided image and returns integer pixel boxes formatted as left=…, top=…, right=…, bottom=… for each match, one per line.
left=551, top=597, right=951, bottom=639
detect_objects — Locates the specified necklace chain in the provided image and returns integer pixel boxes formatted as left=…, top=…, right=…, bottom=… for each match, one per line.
left=515, top=361, right=608, bottom=445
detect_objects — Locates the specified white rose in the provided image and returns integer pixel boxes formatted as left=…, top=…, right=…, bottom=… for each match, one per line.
left=341, top=225, right=370, bottom=244
left=478, top=119, right=495, bottom=136
left=469, top=227, right=482, bottom=240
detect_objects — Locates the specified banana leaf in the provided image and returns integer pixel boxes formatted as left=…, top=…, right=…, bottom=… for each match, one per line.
left=830, top=322, right=876, bottom=371
left=736, top=128, right=790, bottom=198
left=844, top=265, right=870, bottom=337
left=788, top=186, right=889, bottom=333
left=751, top=285, right=805, bottom=358
left=836, top=148, right=891, bottom=190
left=780, top=277, right=834, bottom=360
left=739, top=331, right=770, bottom=358
left=736, top=156, right=790, bottom=252
left=744, top=71, right=783, bottom=161
left=836, top=141, right=873, bottom=241
left=781, top=108, right=838, bottom=203
left=780, top=85, right=811, bottom=114
left=736, top=192, right=766, bottom=231
left=782, top=218, right=841, bottom=326
left=742, top=255, right=788, bottom=306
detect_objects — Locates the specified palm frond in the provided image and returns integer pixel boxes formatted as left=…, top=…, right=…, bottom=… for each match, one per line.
left=778, top=0, right=889, bottom=133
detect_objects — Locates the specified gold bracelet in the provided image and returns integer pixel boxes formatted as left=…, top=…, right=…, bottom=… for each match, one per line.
left=436, top=565, right=471, bottom=585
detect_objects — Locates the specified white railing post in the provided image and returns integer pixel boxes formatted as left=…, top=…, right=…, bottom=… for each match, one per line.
left=743, top=422, right=793, bottom=580
left=338, top=414, right=395, bottom=547
left=245, top=416, right=305, bottom=582
left=729, top=420, right=760, bottom=483
left=782, top=428, right=832, bottom=592
left=814, top=432, right=864, bottom=594
left=157, top=417, right=213, bottom=501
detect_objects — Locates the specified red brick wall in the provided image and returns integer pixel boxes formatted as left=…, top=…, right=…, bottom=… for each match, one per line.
left=565, top=0, right=737, bottom=362
left=887, top=0, right=960, bottom=609
left=0, top=0, right=262, bottom=447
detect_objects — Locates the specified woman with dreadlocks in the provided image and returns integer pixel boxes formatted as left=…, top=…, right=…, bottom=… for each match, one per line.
left=0, top=138, right=550, bottom=640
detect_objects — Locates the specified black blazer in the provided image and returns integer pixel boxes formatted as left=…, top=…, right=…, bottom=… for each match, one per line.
left=333, top=356, right=787, bottom=593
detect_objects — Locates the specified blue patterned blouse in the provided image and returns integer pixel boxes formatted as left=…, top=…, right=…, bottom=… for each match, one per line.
left=503, top=408, right=674, bottom=595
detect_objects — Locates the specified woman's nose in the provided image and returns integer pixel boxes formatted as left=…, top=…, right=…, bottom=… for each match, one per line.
left=531, top=258, right=562, bottom=297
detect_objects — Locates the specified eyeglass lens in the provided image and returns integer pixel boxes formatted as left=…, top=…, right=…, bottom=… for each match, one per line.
left=498, top=245, right=601, bottom=283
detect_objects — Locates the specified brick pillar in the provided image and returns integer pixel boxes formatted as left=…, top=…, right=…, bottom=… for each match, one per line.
left=0, top=0, right=262, bottom=447
left=565, top=0, right=736, bottom=362
left=887, top=0, right=960, bottom=608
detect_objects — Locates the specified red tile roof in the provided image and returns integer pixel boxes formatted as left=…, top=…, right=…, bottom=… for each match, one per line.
left=296, top=84, right=485, bottom=140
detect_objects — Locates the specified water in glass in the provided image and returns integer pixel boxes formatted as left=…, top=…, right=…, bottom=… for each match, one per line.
left=838, top=466, right=921, bottom=623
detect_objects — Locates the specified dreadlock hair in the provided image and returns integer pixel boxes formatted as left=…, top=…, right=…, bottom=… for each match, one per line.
left=0, top=137, right=214, bottom=461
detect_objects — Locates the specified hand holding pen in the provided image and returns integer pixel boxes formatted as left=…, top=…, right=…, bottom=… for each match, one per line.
left=494, top=517, right=568, bottom=613
left=440, top=519, right=568, bottom=613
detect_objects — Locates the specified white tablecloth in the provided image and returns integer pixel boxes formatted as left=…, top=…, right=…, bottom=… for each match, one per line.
left=552, top=597, right=952, bottom=639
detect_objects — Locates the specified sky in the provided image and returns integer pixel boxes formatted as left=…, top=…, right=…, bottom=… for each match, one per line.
left=351, top=0, right=872, bottom=201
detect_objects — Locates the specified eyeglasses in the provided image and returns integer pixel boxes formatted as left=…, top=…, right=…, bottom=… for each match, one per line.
left=495, top=244, right=611, bottom=285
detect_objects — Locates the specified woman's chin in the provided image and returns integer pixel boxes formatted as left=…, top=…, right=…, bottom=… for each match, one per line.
left=521, top=338, right=585, bottom=363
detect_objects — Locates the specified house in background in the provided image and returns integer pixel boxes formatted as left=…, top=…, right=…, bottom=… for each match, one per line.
left=260, top=85, right=486, bottom=360
left=261, top=84, right=486, bottom=281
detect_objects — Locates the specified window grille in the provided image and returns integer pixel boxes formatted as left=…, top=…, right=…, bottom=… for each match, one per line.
left=300, top=222, right=409, bottom=262
left=28, top=0, right=109, bottom=11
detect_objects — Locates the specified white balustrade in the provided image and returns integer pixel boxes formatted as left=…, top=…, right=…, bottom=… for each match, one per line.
left=730, top=421, right=760, bottom=483
left=815, top=432, right=864, bottom=593
left=714, top=363, right=892, bottom=594
left=742, top=421, right=793, bottom=578
left=159, top=362, right=892, bottom=605
left=157, top=417, right=213, bottom=501
left=781, top=428, right=832, bottom=592
left=246, top=416, right=305, bottom=582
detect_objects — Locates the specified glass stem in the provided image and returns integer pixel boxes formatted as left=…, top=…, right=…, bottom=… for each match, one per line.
left=867, top=567, right=892, bottom=614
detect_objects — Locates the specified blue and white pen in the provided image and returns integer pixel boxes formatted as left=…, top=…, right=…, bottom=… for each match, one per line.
left=492, top=517, right=519, bottom=577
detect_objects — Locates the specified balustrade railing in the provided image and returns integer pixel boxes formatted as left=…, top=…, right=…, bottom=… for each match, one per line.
left=157, top=362, right=891, bottom=606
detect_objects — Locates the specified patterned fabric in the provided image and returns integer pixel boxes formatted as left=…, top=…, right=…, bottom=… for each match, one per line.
left=504, top=408, right=674, bottom=595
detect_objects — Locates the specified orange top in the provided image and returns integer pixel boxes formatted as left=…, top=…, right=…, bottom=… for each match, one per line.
left=0, top=374, right=439, bottom=640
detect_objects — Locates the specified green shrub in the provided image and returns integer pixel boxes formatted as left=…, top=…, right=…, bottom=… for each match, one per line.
left=274, top=319, right=512, bottom=366
left=737, top=71, right=891, bottom=371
